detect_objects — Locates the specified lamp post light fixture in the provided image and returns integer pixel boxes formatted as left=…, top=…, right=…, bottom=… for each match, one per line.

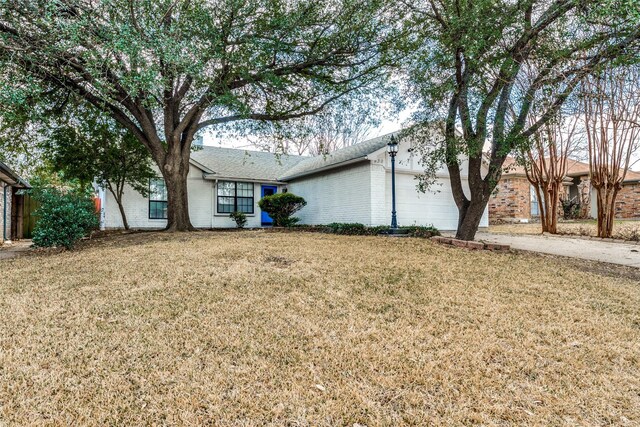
left=387, top=135, right=399, bottom=230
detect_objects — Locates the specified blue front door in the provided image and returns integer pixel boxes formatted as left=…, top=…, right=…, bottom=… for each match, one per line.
left=261, top=185, right=277, bottom=225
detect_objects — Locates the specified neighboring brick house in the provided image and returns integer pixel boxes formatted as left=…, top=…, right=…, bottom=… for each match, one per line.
left=0, top=161, right=31, bottom=244
left=489, top=157, right=640, bottom=223
left=613, top=180, right=640, bottom=218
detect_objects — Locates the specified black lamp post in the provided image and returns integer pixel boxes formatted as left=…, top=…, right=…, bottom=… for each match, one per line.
left=387, top=135, right=399, bottom=230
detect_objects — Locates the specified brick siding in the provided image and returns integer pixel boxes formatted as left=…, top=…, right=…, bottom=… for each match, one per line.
left=615, top=182, right=640, bottom=219
left=489, top=176, right=531, bottom=223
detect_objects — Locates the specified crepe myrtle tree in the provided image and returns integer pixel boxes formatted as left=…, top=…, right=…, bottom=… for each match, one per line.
left=583, top=66, right=640, bottom=238
left=0, top=0, right=401, bottom=231
left=405, top=0, right=640, bottom=240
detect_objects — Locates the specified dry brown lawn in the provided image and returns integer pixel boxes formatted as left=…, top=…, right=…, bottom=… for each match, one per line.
left=490, top=220, right=640, bottom=241
left=1, top=231, right=639, bottom=426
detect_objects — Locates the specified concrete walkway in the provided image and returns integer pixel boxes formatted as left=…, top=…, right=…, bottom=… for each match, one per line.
left=474, top=232, right=640, bottom=268
left=0, top=240, right=32, bottom=261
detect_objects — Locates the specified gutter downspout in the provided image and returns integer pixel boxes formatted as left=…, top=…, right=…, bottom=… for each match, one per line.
left=3, top=183, right=7, bottom=242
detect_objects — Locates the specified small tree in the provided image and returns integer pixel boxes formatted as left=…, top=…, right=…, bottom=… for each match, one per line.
left=30, top=182, right=99, bottom=249
left=229, top=211, right=248, bottom=229
left=582, top=66, right=640, bottom=238
left=258, top=193, right=307, bottom=227
left=520, top=110, right=581, bottom=234
left=43, top=110, right=155, bottom=230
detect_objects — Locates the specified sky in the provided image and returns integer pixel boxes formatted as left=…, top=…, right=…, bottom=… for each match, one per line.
left=201, top=109, right=415, bottom=151
left=200, top=109, right=640, bottom=171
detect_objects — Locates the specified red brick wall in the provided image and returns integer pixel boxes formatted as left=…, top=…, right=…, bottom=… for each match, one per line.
left=615, top=183, right=640, bottom=219
left=489, top=177, right=531, bottom=223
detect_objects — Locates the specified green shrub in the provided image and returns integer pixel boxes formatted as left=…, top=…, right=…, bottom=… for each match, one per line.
left=325, top=223, right=387, bottom=235
left=294, top=223, right=441, bottom=238
left=229, top=211, right=247, bottom=228
left=258, top=193, right=307, bottom=227
left=30, top=185, right=99, bottom=249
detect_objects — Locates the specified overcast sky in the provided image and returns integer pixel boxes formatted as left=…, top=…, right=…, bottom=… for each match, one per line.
left=201, top=110, right=640, bottom=171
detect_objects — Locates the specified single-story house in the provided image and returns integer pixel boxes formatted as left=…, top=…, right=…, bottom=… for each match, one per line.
left=489, top=157, right=640, bottom=223
left=99, top=133, right=489, bottom=231
left=0, top=161, right=31, bottom=243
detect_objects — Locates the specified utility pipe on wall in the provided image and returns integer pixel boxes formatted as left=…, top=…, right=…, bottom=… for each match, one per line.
left=2, top=183, right=7, bottom=242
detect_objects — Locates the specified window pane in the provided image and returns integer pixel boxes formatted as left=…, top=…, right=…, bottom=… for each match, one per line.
left=237, top=182, right=254, bottom=197
left=150, top=201, right=168, bottom=219
left=217, top=181, right=235, bottom=197
left=237, top=197, right=254, bottom=214
left=150, top=178, right=167, bottom=201
left=218, top=197, right=234, bottom=213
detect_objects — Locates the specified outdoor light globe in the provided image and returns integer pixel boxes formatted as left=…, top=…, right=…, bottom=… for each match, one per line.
left=387, top=137, right=399, bottom=154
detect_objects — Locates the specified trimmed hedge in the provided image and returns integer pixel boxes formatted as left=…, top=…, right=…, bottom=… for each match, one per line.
left=291, top=223, right=440, bottom=238
left=324, top=223, right=388, bottom=235
left=258, top=193, right=307, bottom=227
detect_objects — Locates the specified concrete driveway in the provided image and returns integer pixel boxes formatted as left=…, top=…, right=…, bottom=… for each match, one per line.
left=475, top=232, right=640, bottom=268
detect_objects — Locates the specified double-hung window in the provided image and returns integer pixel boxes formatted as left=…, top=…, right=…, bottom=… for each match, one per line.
left=217, top=181, right=254, bottom=214
left=149, top=178, right=168, bottom=219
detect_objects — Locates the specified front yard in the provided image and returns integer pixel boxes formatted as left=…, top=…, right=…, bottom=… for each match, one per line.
left=1, top=231, right=639, bottom=425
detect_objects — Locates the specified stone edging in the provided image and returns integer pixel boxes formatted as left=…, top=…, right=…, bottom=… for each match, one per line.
left=431, top=236, right=510, bottom=251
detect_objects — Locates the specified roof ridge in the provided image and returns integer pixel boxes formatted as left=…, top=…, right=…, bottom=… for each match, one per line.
left=279, top=131, right=399, bottom=181
left=196, top=145, right=309, bottom=159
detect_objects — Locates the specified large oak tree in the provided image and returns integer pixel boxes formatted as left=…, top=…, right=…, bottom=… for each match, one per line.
left=0, top=0, right=400, bottom=230
left=406, top=0, right=640, bottom=240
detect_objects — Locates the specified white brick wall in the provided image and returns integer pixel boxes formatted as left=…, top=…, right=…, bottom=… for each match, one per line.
left=286, top=142, right=489, bottom=230
left=102, top=164, right=284, bottom=229
left=369, top=163, right=387, bottom=225
left=287, top=163, right=373, bottom=225
left=102, top=143, right=489, bottom=231
left=368, top=142, right=488, bottom=230
left=385, top=171, right=488, bottom=230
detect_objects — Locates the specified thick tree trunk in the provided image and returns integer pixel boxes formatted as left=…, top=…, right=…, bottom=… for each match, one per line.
left=446, top=151, right=494, bottom=241
left=160, top=153, right=194, bottom=232
left=455, top=198, right=488, bottom=241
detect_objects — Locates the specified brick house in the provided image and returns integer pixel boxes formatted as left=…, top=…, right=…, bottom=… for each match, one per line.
left=489, top=157, right=640, bottom=223
left=0, top=161, right=31, bottom=244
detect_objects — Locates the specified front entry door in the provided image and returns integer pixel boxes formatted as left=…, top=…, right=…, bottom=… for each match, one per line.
left=261, top=185, right=277, bottom=225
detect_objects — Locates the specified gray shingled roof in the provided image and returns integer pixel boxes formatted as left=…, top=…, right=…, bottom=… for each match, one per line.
left=190, top=132, right=396, bottom=182
left=278, top=133, right=394, bottom=181
left=190, top=146, right=307, bottom=182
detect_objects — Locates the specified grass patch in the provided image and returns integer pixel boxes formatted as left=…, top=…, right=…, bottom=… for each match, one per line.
left=491, top=220, right=640, bottom=241
left=1, top=231, right=639, bottom=425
